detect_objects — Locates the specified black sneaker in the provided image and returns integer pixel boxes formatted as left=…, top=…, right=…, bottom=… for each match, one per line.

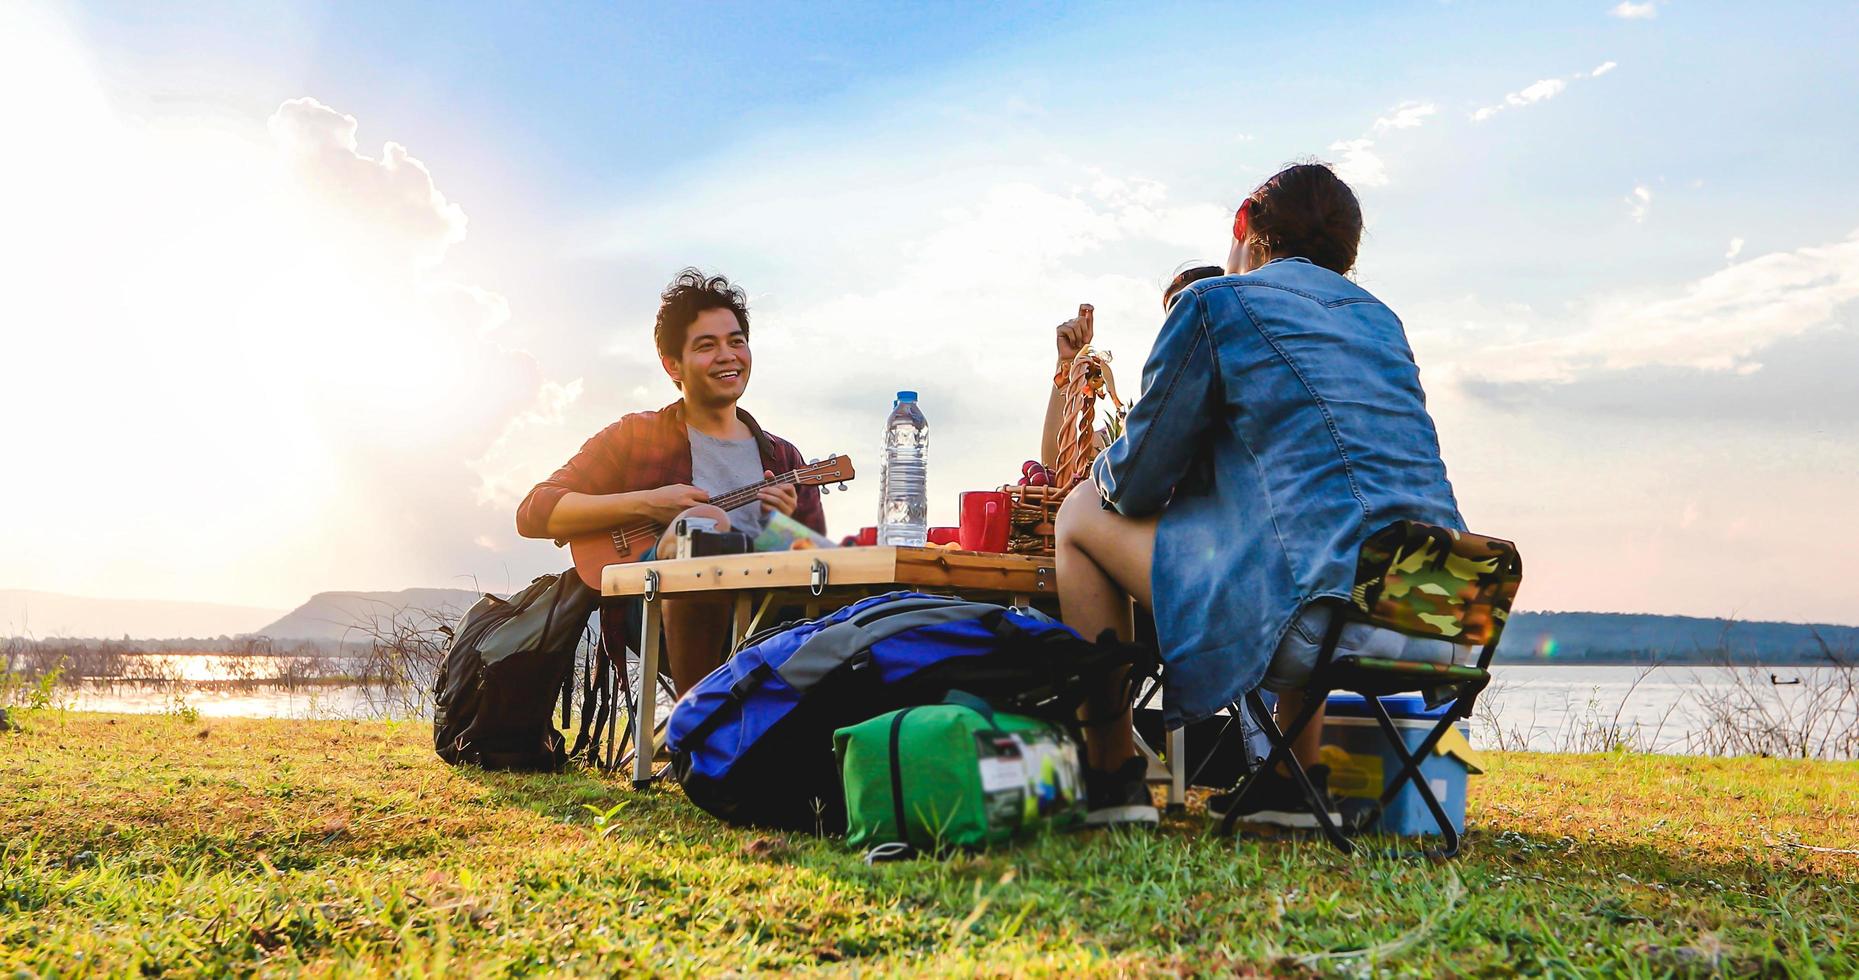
left=1083, top=756, right=1159, bottom=827
left=1207, top=763, right=1344, bottom=830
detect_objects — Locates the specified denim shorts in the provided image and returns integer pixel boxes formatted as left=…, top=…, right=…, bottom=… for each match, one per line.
left=1261, top=600, right=1464, bottom=693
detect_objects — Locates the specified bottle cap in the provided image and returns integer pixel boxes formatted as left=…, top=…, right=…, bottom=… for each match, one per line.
left=895, top=390, right=918, bottom=402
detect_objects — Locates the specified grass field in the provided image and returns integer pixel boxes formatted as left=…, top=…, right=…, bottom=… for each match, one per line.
left=2, top=710, right=1855, bottom=976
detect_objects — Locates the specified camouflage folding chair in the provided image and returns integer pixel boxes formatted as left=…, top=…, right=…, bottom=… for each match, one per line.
left=1215, top=521, right=1523, bottom=857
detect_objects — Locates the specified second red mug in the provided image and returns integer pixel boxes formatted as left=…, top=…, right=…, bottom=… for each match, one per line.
left=958, top=491, right=1011, bottom=552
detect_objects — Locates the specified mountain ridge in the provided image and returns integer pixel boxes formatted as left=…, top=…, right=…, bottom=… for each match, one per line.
left=252, top=588, right=488, bottom=643
left=4, top=587, right=1854, bottom=662
left=1497, top=610, right=1857, bottom=664
left=0, top=587, right=489, bottom=642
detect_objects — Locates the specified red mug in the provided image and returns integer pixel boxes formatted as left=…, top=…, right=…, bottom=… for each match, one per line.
left=958, top=491, right=1011, bottom=552
left=855, top=526, right=878, bottom=547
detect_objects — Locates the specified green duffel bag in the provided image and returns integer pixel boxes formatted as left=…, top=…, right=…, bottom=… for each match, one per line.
left=834, top=692, right=1085, bottom=855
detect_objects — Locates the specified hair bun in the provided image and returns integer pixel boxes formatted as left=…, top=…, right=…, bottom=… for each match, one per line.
left=1242, top=163, right=1363, bottom=275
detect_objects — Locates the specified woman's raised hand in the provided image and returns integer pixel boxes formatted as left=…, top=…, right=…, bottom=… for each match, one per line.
left=1056, top=303, right=1095, bottom=363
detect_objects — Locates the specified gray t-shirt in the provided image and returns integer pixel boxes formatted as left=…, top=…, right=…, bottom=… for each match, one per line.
left=687, top=425, right=767, bottom=540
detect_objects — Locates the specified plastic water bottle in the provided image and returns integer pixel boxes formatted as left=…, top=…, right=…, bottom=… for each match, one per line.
left=877, top=391, right=929, bottom=546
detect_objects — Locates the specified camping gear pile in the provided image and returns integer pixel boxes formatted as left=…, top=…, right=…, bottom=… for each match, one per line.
left=431, top=584, right=1150, bottom=855
left=665, top=592, right=1152, bottom=846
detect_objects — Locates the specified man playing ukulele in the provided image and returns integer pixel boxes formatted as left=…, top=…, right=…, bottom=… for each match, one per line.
left=517, top=268, right=827, bottom=691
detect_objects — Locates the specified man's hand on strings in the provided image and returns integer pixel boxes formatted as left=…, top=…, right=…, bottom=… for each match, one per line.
left=758, top=469, right=798, bottom=516
left=640, top=484, right=711, bottom=524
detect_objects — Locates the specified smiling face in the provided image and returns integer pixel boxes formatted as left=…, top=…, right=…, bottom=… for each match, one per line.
left=662, top=306, right=751, bottom=407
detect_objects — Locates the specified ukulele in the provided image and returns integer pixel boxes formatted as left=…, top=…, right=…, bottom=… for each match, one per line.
left=566, top=455, right=856, bottom=588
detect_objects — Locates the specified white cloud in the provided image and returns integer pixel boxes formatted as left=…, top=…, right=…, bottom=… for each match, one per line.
left=1626, top=184, right=1653, bottom=222
left=469, top=378, right=585, bottom=506
left=1589, top=60, right=1618, bottom=77
left=1518, top=78, right=1569, bottom=103
left=1328, top=137, right=1389, bottom=188
left=1324, top=100, right=1437, bottom=189
left=1610, top=1, right=1658, bottom=20
left=268, top=97, right=468, bottom=268
left=1458, top=229, right=1859, bottom=383
left=1472, top=77, right=1569, bottom=122
left=1372, top=100, right=1438, bottom=133
left=1726, top=237, right=1745, bottom=262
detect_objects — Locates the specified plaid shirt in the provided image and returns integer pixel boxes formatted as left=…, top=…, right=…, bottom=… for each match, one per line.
left=516, top=399, right=827, bottom=543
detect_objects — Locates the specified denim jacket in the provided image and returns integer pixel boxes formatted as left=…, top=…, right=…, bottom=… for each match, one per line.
left=1092, top=258, right=1463, bottom=725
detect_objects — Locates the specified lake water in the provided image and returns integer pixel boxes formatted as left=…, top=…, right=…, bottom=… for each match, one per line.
left=49, top=658, right=1859, bottom=758
left=59, top=654, right=409, bottom=720
left=1477, top=664, right=1854, bottom=756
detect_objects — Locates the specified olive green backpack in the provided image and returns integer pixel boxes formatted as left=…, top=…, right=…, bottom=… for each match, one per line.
left=834, top=692, right=1085, bottom=858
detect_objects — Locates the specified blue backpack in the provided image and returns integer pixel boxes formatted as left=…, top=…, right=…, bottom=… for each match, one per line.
left=666, top=592, right=1153, bottom=833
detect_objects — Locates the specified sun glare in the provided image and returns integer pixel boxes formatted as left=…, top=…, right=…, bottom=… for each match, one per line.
left=0, top=7, right=517, bottom=605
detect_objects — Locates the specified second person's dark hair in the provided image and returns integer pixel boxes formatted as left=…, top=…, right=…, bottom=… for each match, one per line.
left=1164, top=262, right=1225, bottom=308
left=654, top=268, right=750, bottom=361
left=1243, top=163, right=1363, bottom=275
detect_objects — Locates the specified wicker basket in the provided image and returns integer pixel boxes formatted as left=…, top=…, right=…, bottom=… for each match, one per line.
left=1003, top=305, right=1124, bottom=557
left=1002, top=484, right=1065, bottom=556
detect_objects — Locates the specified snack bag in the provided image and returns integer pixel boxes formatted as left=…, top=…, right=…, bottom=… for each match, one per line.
left=753, top=510, right=837, bottom=552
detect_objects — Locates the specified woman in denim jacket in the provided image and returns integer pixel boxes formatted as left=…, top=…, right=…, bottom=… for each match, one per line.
left=1060, top=164, right=1465, bottom=827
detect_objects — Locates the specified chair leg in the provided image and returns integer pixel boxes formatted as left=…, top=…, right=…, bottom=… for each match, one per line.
left=1217, top=689, right=1354, bottom=853
left=1215, top=691, right=1290, bottom=837
left=1183, top=709, right=1243, bottom=788
left=1365, top=696, right=1461, bottom=858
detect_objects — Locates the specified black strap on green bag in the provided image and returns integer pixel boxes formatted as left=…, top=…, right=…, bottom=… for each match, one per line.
left=869, top=693, right=1004, bottom=864
left=883, top=706, right=916, bottom=862
left=849, top=690, right=1085, bottom=864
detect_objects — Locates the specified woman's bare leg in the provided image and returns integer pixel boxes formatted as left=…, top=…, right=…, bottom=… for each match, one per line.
left=1271, top=689, right=1327, bottom=772
left=1054, top=490, right=1156, bottom=771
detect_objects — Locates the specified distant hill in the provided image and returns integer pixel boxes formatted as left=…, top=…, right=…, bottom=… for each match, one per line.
left=254, top=588, right=489, bottom=643
left=0, top=589, right=285, bottom=640
left=7, top=584, right=1853, bottom=665
left=1498, top=611, right=1858, bottom=664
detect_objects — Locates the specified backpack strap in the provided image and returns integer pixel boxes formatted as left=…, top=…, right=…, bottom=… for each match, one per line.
left=776, top=599, right=1005, bottom=691
left=941, top=689, right=1000, bottom=725
left=886, top=706, right=918, bottom=845
left=569, top=631, right=608, bottom=763
left=674, top=662, right=778, bottom=749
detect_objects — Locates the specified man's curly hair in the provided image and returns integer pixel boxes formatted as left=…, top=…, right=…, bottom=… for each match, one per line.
left=654, top=268, right=750, bottom=362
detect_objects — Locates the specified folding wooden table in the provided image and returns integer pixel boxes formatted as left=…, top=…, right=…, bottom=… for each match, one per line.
left=600, top=545, right=1185, bottom=808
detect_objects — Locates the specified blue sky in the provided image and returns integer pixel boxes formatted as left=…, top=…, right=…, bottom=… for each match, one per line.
left=3, top=1, right=1856, bottom=625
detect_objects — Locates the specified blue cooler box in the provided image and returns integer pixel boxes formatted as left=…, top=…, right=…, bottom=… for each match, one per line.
left=1319, top=694, right=1483, bottom=837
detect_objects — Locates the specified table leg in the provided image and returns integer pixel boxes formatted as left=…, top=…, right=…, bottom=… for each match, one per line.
left=743, top=593, right=774, bottom=639
left=1125, top=596, right=1185, bottom=810
left=731, top=593, right=752, bottom=651
left=1168, top=726, right=1187, bottom=812
left=632, top=596, right=663, bottom=789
